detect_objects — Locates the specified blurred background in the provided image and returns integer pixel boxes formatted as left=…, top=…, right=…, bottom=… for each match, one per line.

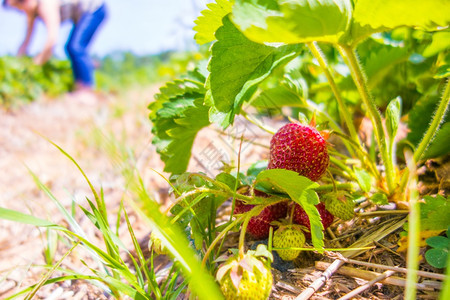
left=0, top=0, right=210, bottom=57
left=0, top=0, right=214, bottom=105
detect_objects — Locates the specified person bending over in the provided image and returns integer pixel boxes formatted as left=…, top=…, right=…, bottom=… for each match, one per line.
left=4, top=0, right=107, bottom=91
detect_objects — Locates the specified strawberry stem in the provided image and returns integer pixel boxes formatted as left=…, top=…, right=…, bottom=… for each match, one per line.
left=314, top=183, right=353, bottom=192
left=288, top=203, right=295, bottom=224
left=413, top=79, right=449, bottom=162
left=338, top=45, right=396, bottom=195
left=239, top=215, right=252, bottom=259
left=307, top=42, right=360, bottom=148
left=327, top=170, right=337, bottom=193
left=230, top=136, right=245, bottom=225
left=399, top=79, right=450, bottom=192
left=202, top=214, right=246, bottom=267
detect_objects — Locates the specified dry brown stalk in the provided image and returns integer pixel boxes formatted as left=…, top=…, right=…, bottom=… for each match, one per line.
left=342, top=258, right=447, bottom=281
left=294, top=260, right=345, bottom=300
left=338, top=270, right=396, bottom=300
left=316, top=261, right=442, bottom=291
left=294, top=217, right=407, bottom=300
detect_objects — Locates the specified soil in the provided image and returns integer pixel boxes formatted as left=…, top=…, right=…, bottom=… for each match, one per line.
left=0, top=87, right=446, bottom=299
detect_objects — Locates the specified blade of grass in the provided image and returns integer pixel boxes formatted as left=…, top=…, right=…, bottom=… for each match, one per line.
left=38, top=135, right=107, bottom=220
left=24, top=242, right=79, bottom=300
left=123, top=206, right=162, bottom=299
left=89, top=129, right=224, bottom=298
left=0, top=207, right=62, bottom=229
left=26, top=168, right=91, bottom=242
left=127, top=185, right=224, bottom=300
left=5, top=274, right=104, bottom=300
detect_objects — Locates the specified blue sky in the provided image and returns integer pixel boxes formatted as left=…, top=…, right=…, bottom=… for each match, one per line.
left=0, top=0, right=211, bottom=57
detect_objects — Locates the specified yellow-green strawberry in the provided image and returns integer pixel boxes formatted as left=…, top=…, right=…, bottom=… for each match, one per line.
left=148, top=231, right=168, bottom=255
left=323, top=191, right=355, bottom=221
left=216, top=245, right=273, bottom=300
left=273, top=225, right=306, bottom=261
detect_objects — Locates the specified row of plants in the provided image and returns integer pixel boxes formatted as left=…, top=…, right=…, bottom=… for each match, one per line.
left=0, top=50, right=205, bottom=108
left=0, top=56, right=74, bottom=107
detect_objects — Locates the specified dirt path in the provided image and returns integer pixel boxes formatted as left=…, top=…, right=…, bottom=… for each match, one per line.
left=0, top=87, right=169, bottom=298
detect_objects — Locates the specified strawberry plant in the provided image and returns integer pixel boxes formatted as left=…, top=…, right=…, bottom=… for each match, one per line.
left=0, top=56, right=73, bottom=107
left=147, top=0, right=450, bottom=299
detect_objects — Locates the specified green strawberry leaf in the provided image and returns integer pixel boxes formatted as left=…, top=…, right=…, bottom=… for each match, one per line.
left=423, top=31, right=450, bottom=58
left=299, top=189, right=324, bottom=251
left=231, top=0, right=352, bottom=44
left=371, top=192, right=389, bottom=205
left=254, top=169, right=324, bottom=251
left=353, top=0, right=450, bottom=33
left=421, top=122, right=450, bottom=159
left=193, top=0, right=233, bottom=45
left=426, top=236, right=450, bottom=249
left=357, top=39, right=409, bottom=89
left=249, top=85, right=303, bottom=108
left=425, top=248, right=449, bottom=269
left=246, top=160, right=269, bottom=177
left=421, top=195, right=450, bottom=231
left=149, top=72, right=211, bottom=174
left=353, top=167, right=372, bottom=193
left=435, top=64, right=450, bottom=79
left=208, top=15, right=301, bottom=127
left=407, top=95, right=450, bottom=159
left=424, top=226, right=450, bottom=269
left=215, top=172, right=238, bottom=190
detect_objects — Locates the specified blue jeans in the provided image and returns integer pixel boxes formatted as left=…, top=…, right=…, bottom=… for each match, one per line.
left=65, top=4, right=106, bottom=87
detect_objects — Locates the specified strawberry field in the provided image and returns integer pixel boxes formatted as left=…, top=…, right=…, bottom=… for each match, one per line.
left=1, top=0, right=450, bottom=299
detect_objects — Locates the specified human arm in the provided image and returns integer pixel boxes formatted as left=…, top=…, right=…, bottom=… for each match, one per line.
left=33, top=0, right=60, bottom=64
left=17, top=6, right=37, bottom=56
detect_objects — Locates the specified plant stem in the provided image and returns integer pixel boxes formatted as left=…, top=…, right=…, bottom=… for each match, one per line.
left=399, top=79, right=450, bottom=191
left=307, top=42, right=360, bottom=145
left=202, top=215, right=246, bottom=267
left=404, top=150, right=420, bottom=300
left=165, top=188, right=253, bottom=216
left=414, top=80, right=450, bottom=162
left=314, top=183, right=353, bottom=192
left=339, top=45, right=395, bottom=195
left=238, top=215, right=252, bottom=259
left=329, top=156, right=355, bottom=179
left=241, top=110, right=276, bottom=134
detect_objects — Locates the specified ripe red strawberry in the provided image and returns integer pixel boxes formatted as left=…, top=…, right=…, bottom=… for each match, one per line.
left=293, top=202, right=334, bottom=238
left=234, top=200, right=287, bottom=240
left=323, top=191, right=355, bottom=221
left=216, top=246, right=273, bottom=300
left=273, top=225, right=306, bottom=261
left=268, top=123, right=329, bottom=181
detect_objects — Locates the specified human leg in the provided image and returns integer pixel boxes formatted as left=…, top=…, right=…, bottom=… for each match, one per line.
left=65, top=4, right=106, bottom=88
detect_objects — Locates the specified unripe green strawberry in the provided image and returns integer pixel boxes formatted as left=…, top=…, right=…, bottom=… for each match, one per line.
left=273, top=225, right=306, bottom=261
left=323, top=191, right=355, bottom=221
left=216, top=246, right=273, bottom=300
left=148, top=231, right=168, bottom=255
left=268, top=123, right=329, bottom=181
